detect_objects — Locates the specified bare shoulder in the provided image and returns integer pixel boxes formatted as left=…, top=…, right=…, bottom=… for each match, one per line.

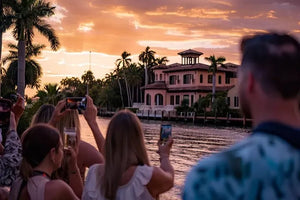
left=79, top=140, right=100, bottom=155
left=45, top=180, right=79, bottom=200
left=78, top=141, right=104, bottom=166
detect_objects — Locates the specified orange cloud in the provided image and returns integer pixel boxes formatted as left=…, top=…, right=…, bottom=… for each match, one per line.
left=77, top=22, right=94, bottom=32
left=2, top=0, right=300, bottom=96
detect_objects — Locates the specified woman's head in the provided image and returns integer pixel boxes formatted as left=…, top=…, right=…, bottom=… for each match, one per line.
left=56, top=109, right=81, bottom=145
left=31, top=104, right=55, bottom=125
left=21, top=124, right=63, bottom=179
left=103, top=110, right=149, bottom=199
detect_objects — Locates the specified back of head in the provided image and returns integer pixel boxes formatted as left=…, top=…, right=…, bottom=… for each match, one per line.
left=55, top=109, right=80, bottom=141
left=21, top=124, right=60, bottom=180
left=31, top=104, right=55, bottom=125
left=103, top=110, right=149, bottom=199
left=240, top=32, right=300, bottom=99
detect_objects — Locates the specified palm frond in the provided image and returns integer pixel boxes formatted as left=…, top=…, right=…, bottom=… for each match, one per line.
left=34, top=20, right=60, bottom=50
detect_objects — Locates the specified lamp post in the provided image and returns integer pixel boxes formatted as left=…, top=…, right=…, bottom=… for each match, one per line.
left=86, top=51, right=91, bottom=95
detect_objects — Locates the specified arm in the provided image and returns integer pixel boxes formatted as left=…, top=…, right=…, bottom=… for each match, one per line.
left=147, top=138, right=174, bottom=197
left=11, top=94, right=25, bottom=125
left=0, top=113, right=22, bottom=187
left=78, top=141, right=104, bottom=167
left=64, top=147, right=83, bottom=198
left=83, top=96, right=105, bottom=154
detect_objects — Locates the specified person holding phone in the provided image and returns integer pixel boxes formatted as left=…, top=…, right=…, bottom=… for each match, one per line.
left=0, top=95, right=24, bottom=187
left=9, top=124, right=79, bottom=200
left=82, top=110, right=174, bottom=200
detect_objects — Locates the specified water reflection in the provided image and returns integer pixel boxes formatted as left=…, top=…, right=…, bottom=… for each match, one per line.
left=80, top=116, right=248, bottom=200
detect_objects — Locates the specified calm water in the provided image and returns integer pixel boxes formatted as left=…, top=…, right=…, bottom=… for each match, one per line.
left=80, top=116, right=248, bottom=200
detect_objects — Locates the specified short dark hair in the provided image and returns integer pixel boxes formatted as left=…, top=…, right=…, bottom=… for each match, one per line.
left=241, top=32, right=300, bottom=99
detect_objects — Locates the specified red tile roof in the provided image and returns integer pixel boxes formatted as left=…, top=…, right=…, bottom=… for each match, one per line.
left=168, top=85, right=234, bottom=92
left=142, top=81, right=167, bottom=90
left=142, top=81, right=234, bottom=92
left=161, top=63, right=238, bottom=73
left=178, top=49, right=203, bottom=56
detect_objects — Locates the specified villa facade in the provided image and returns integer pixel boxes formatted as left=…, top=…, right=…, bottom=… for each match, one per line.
left=142, top=49, right=240, bottom=111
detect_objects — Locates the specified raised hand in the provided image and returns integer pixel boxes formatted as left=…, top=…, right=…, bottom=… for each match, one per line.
left=49, top=100, right=69, bottom=126
left=11, top=94, right=25, bottom=124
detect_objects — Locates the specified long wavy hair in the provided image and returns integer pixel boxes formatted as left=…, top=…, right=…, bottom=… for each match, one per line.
left=102, top=110, right=150, bottom=199
left=31, top=104, right=55, bottom=126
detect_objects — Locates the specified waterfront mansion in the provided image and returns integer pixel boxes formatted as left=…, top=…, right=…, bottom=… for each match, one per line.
left=142, top=49, right=240, bottom=112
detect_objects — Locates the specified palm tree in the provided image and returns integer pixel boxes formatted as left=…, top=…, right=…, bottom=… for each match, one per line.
left=139, top=46, right=156, bottom=86
left=116, top=51, right=131, bottom=107
left=7, top=0, right=60, bottom=97
left=155, top=56, right=169, bottom=65
left=0, top=0, right=11, bottom=63
left=36, top=83, right=61, bottom=105
left=0, top=0, right=14, bottom=95
left=2, top=43, right=44, bottom=89
left=126, top=63, right=143, bottom=105
left=205, top=55, right=226, bottom=103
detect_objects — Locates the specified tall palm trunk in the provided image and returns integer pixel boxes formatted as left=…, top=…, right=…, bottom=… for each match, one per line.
left=136, top=85, right=139, bottom=103
left=123, top=75, right=130, bottom=107
left=212, top=73, right=216, bottom=103
left=17, top=40, right=26, bottom=97
left=131, top=85, right=134, bottom=105
left=144, top=65, right=148, bottom=86
left=117, top=78, right=124, bottom=108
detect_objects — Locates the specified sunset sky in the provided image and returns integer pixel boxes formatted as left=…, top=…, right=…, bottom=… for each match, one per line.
left=2, top=0, right=300, bottom=95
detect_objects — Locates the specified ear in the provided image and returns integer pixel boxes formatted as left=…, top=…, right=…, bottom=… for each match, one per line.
left=49, top=148, right=57, bottom=164
left=247, top=72, right=255, bottom=94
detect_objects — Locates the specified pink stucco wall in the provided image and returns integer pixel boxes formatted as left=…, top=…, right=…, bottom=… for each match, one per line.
left=144, top=68, right=236, bottom=109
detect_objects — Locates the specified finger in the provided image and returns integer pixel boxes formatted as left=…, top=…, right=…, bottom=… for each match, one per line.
left=85, top=95, right=93, bottom=106
left=165, top=137, right=173, bottom=146
left=57, top=99, right=66, bottom=108
left=15, top=94, right=24, bottom=105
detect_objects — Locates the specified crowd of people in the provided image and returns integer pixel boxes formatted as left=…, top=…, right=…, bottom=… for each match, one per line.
left=0, top=31, right=299, bottom=200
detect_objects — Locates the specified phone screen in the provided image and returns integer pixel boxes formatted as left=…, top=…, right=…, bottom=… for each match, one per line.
left=160, top=124, right=172, bottom=142
left=66, top=97, right=86, bottom=110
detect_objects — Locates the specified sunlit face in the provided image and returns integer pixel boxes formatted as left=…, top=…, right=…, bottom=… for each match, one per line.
left=238, top=67, right=252, bottom=118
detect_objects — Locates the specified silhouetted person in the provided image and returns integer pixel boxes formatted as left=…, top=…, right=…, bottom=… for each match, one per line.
left=183, top=32, right=300, bottom=199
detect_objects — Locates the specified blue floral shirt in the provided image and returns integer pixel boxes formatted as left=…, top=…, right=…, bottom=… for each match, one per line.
left=183, top=122, right=300, bottom=200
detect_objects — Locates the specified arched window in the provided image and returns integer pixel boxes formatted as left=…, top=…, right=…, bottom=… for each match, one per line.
left=200, top=74, right=203, bottom=83
left=146, top=94, right=151, bottom=105
left=155, top=94, right=163, bottom=105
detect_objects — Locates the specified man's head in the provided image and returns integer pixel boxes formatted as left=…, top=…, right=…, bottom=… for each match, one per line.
left=238, top=32, right=300, bottom=118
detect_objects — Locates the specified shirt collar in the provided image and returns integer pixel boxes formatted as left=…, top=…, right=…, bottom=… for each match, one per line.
left=252, top=121, right=300, bottom=149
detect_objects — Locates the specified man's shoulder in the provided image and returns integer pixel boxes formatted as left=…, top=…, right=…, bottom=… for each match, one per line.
left=183, top=133, right=300, bottom=200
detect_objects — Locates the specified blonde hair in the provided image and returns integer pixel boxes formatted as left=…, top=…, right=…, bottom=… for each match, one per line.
left=103, top=110, right=150, bottom=199
left=31, top=104, right=55, bottom=126
left=56, top=109, right=81, bottom=144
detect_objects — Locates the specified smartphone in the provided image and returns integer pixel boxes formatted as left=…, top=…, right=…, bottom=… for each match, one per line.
left=160, top=124, right=172, bottom=142
left=66, top=97, right=86, bottom=110
left=64, top=127, right=77, bottom=148
left=0, top=98, right=12, bottom=128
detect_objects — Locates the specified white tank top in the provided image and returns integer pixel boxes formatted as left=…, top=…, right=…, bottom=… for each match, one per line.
left=82, top=164, right=154, bottom=200
left=9, top=175, right=50, bottom=200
